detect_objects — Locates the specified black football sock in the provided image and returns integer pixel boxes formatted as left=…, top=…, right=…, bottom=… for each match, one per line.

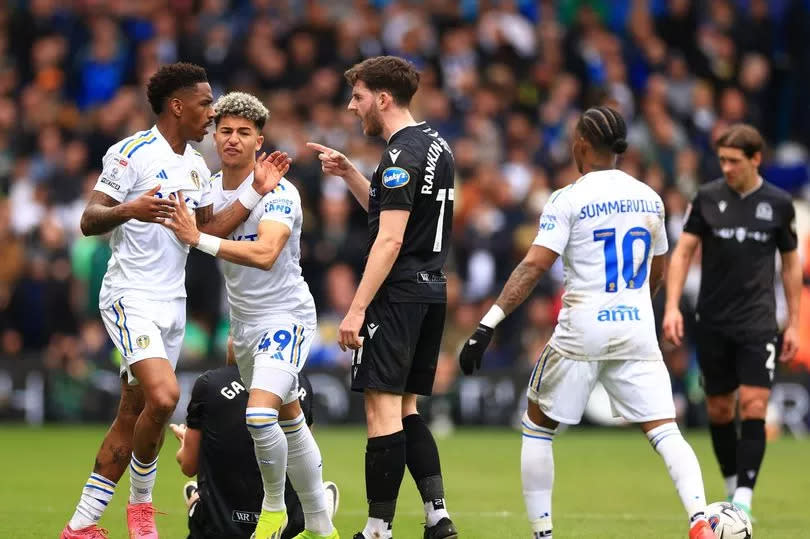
left=365, top=431, right=406, bottom=530
left=736, top=419, right=766, bottom=492
left=403, top=414, right=450, bottom=526
left=709, top=421, right=738, bottom=496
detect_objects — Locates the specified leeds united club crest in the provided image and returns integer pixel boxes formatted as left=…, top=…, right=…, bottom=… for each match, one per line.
left=190, top=170, right=201, bottom=189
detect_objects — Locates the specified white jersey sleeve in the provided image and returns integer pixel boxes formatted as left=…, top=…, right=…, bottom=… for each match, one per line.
left=653, top=203, right=668, bottom=256
left=259, top=181, right=298, bottom=231
left=532, top=187, right=575, bottom=254
left=196, top=155, right=213, bottom=208
left=93, top=152, right=140, bottom=202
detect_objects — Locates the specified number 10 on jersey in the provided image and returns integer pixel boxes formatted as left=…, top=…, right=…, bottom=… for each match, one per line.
left=593, top=227, right=651, bottom=292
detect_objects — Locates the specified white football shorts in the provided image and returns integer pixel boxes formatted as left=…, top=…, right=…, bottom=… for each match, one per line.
left=230, top=316, right=314, bottom=404
left=99, top=296, right=185, bottom=384
left=526, top=344, right=676, bottom=424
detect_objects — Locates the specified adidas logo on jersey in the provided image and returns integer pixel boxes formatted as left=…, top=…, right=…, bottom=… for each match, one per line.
left=156, top=169, right=168, bottom=180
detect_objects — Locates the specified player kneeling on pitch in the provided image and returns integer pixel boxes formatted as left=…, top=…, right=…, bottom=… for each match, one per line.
left=170, top=339, right=339, bottom=539
left=459, top=106, right=715, bottom=539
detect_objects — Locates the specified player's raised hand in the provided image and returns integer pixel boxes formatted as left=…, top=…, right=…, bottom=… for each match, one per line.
left=252, top=150, right=291, bottom=194
left=662, top=306, right=684, bottom=346
left=161, top=191, right=200, bottom=246
left=459, top=323, right=495, bottom=375
left=306, top=142, right=353, bottom=177
left=125, top=184, right=177, bottom=223
left=781, top=325, right=798, bottom=363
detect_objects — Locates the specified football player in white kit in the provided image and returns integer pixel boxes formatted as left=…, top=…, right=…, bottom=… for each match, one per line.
left=62, top=64, right=289, bottom=539
left=163, top=92, right=338, bottom=539
left=459, top=107, right=714, bottom=539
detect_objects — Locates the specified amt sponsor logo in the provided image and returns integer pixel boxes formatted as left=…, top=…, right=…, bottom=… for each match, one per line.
left=597, top=304, right=640, bottom=322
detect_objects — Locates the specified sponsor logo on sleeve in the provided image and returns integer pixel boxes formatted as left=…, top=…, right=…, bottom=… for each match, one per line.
left=382, top=166, right=409, bottom=188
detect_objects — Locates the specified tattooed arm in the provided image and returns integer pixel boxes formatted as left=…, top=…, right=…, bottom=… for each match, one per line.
left=458, top=244, right=559, bottom=375
left=494, top=245, right=560, bottom=315
left=80, top=186, right=177, bottom=236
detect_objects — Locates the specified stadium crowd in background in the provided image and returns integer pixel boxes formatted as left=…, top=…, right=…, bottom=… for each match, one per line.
left=2, top=0, right=810, bottom=424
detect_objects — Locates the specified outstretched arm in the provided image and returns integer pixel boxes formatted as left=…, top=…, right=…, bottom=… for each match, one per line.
left=164, top=192, right=291, bottom=271
left=80, top=186, right=177, bottom=236
left=196, top=151, right=291, bottom=238
left=307, top=142, right=370, bottom=212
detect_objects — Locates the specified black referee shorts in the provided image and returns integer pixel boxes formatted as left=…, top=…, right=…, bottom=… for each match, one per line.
left=695, top=323, right=780, bottom=396
left=351, top=297, right=446, bottom=396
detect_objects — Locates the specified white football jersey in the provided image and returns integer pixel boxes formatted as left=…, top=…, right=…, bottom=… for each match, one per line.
left=533, top=169, right=668, bottom=360
left=93, top=126, right=211, bottom=306
left=209, top=171, right=316, bottom=326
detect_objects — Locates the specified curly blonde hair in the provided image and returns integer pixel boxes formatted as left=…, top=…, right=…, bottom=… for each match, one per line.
left=213, top=91, right=269, bottom=130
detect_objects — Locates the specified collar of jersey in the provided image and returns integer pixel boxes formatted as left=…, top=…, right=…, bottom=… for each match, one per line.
left=150, top=124, right=193, bottom=158
left=387, top=121, right=425, bottom=144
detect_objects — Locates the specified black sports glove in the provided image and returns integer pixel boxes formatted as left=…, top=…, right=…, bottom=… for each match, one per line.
left=459, top=323, right=494, bottom=375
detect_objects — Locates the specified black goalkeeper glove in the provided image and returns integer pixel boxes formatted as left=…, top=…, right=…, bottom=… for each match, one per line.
left=459, top=323, right=494, bottom=375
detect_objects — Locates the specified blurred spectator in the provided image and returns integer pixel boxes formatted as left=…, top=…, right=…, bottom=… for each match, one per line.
left=0, top=1, right=808, bottom=424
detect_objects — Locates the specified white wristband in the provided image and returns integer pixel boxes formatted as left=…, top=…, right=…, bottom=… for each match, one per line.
left=481, top=305, right=506, bottom=329
left=195, top=233, right=221, bottom=256
left=237, top=185, right=263, bottom=210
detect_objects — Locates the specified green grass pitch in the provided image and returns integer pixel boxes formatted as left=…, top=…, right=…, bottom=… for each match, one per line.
left=1, top=425, right=807, bottom=538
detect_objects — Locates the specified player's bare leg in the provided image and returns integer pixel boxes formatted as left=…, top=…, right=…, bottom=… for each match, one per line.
left=279, top=399, right=337, bottom=538
left=62, top=380, right=144, bottom=537
left=126, top=358, right=181, bottom=538
left=521, top=399, right=558, bottom=538
left=401, top=393, right=456, bottom=539
left=639, top=418, right=710, bottom=537
left=247, top=388, right=288, bottom=539
left=354, top=389, right=406, bottom=539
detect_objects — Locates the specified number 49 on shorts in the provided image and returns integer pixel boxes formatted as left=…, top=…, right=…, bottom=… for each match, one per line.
left=257, top=325, right=306, bottom=367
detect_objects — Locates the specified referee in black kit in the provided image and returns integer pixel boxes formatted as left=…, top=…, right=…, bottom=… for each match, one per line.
left=663, top=124, right=802, bottom=519
left=307, top=55, right=457, bottom=539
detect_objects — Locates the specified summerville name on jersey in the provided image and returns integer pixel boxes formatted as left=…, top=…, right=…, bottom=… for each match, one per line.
left=367, top=123, right=455, bottom=303
left=683, top=178, right=797, bottom=333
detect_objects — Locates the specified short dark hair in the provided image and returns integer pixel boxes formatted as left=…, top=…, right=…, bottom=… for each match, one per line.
left=576, top=106, right=628, bottom=154
left=146, top=62, right=208, bottom=115
left=715, top=124, right=764, bottom=158
left=344, top=56, right=420, bottom=106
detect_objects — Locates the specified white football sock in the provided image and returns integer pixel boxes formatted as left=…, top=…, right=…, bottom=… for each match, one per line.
left=521, top=413, right=555, bottom=538
left=732, top=486, right=753, bottom=508
left=69, top=472, right=116, bottom=530
left=647, top=422, right=707, bottom=519
left=129, top=455, right=157, bottom=504
left=724, top=475, right=737, bottom=499
left=281, top=413, right=333, bottom=535
left=362, top=517, right=392, bottom=539
left=246, top=407, right=287, bottom=512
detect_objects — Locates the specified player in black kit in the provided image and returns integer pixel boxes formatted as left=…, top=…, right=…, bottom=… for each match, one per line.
left=307, top=56, right=457, bottom=539
left=169, top=343, right=338, bottom=539
left=663, top=124, right=802, bottom=518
